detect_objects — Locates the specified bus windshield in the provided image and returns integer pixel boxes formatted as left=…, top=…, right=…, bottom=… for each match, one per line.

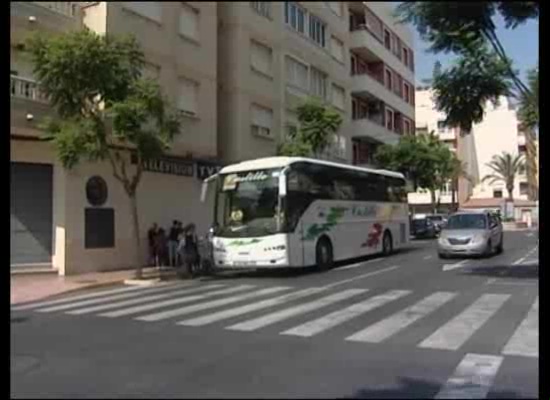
left=216, top=169, right=283, bottom=238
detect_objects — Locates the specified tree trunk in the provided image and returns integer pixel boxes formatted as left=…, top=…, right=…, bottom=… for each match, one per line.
left=451, top=179, right=457, bottom=212
left=430, top=190, right=437, bottom=214
left=129, top=192, right=142, bottom=279
left=525, top=129, right=538, bottom=201
left=506, top=185, right=514, bottom=202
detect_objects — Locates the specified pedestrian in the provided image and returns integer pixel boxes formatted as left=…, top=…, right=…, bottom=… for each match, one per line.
left=168, top=220, right=180, bottom=267
left=147, top=223, right=159, bottom=266
left=180, top=223, right=199, bottom=278
left=154, top=228, right=168, bottom=267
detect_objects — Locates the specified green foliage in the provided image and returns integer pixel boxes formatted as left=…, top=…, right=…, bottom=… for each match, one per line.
left=518, top=66, right=539, bottom=130
left=482, top=152, right=525, bottom=200
left=277, top=98, right=343, bottom=158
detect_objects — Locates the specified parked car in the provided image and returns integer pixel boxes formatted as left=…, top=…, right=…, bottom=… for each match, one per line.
left=437, top=211, right=504, bottom=259
left=426, top=214, right=447, bottom=234
left=411, top=217, right=438, bottom=239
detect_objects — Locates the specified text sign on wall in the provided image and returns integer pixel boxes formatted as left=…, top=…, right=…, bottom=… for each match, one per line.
left=196, top=161, right=222, bottom=180
left=142, top=157, right=194, bottom=177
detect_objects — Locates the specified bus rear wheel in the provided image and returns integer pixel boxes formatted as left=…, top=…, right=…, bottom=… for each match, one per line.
left=382, top=231, right=393, bottom=256
left=316, top=238, right=334, bottom=272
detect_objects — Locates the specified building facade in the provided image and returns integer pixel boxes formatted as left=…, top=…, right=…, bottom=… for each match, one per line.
left=409, top=88, right=537, bottom=224
left=10, top=2, right=414, bottom=275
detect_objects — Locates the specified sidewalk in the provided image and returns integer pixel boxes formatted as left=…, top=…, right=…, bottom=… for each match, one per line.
left=11, top=267, right=178, bottom=306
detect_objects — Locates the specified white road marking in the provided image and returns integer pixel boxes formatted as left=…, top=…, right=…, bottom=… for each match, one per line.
left=36, top=283, right=187, bottom=313
left=323, top=265, right=400, bottom=289
left=435, top=353, right=503, bottom=399
left=491, top=281, right=538, bottom=287
left=502, top=297, right=538, bottom=358
left=423, top=255, right=433, bottom=260
left=512, top=245, right=539, bottom=265
left=281, top=290, right=411, bottom=338
left=67, top=284, right=225, bottom=315
left=333, top=258, right=382, bottom=272
left=136, top=286, right=290, bottom=322
left=442, top=260, right=470, bottom=272
left=419, top=294, right=510, bottom=351
left=345, top=292, right=457, bottom=343
left=226, top=289, right=367, bottom=332
left=178, top=287, right=326, bottom=327
left=11, top=282, right=180, bottom=311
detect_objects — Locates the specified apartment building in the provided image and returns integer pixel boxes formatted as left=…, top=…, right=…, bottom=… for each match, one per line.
left=10, top=2, right=414, bottom=275
left=217, top=2, right=415, bottom=165
left=11, top=2, right=219, bottom=274
left=409, top=88, right=537, bottom=224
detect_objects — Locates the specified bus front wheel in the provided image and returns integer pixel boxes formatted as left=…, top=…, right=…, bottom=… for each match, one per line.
left=382, top=231, right=393, bottom=256
left=316, top=238, right=334, bottom=272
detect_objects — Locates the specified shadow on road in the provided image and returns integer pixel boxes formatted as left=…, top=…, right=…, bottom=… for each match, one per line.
left=200, top=247, right=423, bottom=281
left=459, top=264, right=538, bottom=280
left=345, top=376, right=526, bottom=399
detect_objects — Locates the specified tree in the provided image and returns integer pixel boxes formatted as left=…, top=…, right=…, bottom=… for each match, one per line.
left=482, top=152, right=525, bottom=201
left=28, top=29, right=181, bottom=279
left=375, top=132, right=457, bottom=213
left=397, top=2, right=539, bottom=197
left=277, top=98, right=343, bottom=158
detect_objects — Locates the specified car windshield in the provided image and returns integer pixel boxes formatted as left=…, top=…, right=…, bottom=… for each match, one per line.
left=446, top=214, right=487, bottom=230
left=427, top=216, right=443, bottom=222
left=412, top=219, right=428, bottom=227
left=216, top=168, right=283, bottom=237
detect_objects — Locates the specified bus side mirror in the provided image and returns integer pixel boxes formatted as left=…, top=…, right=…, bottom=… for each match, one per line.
left=200, top=181, right=208, bottom=203
left=279, top=173, right=287, bottom=197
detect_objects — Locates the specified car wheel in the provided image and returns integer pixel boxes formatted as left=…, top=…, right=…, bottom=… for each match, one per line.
left=484, top=240, right=493, bottom=258
left=496, top=238, right=504, bottom=254
left=438, top=252, right=448, bottom=259
left=382, top=231, right=393, bottom=256
left=316, top=238, right=334, bottom=272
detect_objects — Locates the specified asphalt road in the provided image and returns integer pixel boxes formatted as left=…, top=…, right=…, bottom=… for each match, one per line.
left=11, top=231, right=539, bottom=399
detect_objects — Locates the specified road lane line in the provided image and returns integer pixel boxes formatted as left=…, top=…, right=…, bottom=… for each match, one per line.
left=67, top=284, right=225, bottom=315
left=442, top=260, right=470, bottom=272
left=345, top=292, right=457, bottom=343
left=333, top=258, right=383, bottom=272
left=419, top=294, right=510, bottom=351
left=512, top=245, right=539, bottom=265
left=36, top=283, right=188, bottom=313
left=11, top=282, right=181, bottom=311
left=502, top=297, right=538, bottom=358
left=424, top=255, right=433, bottom=260
left=178, top=287, right=326, bottom=327
left=435, top=353, right=503, bottom=399
left=281, top=290, right=411, bottom=338
left=136, top=286, right=289, bottom=322
left=226, top=289, right=366, bottom=332
left=323, top=265, right=399, bottom=289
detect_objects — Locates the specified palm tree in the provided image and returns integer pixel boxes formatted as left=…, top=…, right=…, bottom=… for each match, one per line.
left=482, top=152, right=525, bottom=201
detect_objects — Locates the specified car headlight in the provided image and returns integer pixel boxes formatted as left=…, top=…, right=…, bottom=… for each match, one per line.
left=473, top=235, right=486, bottom=244
left=438, top=237, right=447, bottom=245
left=214, top=246, right=226, bottom=253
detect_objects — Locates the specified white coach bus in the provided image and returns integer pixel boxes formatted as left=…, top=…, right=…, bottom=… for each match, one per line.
left=201, top=157, right=409, bottom=271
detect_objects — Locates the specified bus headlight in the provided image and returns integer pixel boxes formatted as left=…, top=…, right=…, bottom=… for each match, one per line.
left=214, top=246, right=227, bottom=253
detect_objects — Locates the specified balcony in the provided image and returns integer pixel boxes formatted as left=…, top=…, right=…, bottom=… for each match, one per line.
left=437, top=129, right=457, bottom=141
left=351, top=117, right=400, bottom=145
left=351, top=73, right=414, bottom=119
left=350, top=27, right=414, bottom=84
left=11, top=75, right=52, bottom=137
left=33, top=2, right=78, bottom=18
left=11, top=75, right=48, bottom=103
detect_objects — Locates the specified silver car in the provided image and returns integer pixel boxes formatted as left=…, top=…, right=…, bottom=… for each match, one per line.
left=437, top=211, right=503, bottom=259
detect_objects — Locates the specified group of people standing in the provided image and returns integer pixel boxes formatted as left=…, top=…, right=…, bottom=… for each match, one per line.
left=147, top=220, right=199, bottom=277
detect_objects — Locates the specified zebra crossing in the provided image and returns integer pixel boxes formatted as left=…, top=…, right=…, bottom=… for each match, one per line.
left=12, top=281, right=538, bottom=359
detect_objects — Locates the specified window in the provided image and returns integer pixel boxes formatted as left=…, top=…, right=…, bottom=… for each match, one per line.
left=403, top=82, right=410, bottom=103
left=178, top=77, right=198, bottom=115
left=179, top=4, right=199, bottom=40
left=385, top=69, right=392, bottom=91
left=384, top=29, right=391, bottom=50
left=493, top=190, right=503, bottom=198
left=437, top=120, right=446, bottom=133
left=402, top=47, right=409, bottom=67
left=310, top=67, right=327, bottom=99
left=285, top=2, right=306, bottom=34
left=331, top=84, right=345, bottom=110
left=309, top=14, right=327, bottom=47
left=332, top=135, right=346, bottom=159
left=386, top=108, right=394, bottom=131
left=125, top=2, right=161, bottom=22
left=326, top=1, right=342, bottom=17
left=286, top=56, right=309, bottom=92
left=250, top=40, right=273, bottom=76
left=330, top=36, right=345, bottom=62
left=520, top=182, right=529, bottom=195
left=251, top=2, right=271, bottom=18
left=404, top=119, right=411, bottom=135
left=251, top=104, right=273, bottom=138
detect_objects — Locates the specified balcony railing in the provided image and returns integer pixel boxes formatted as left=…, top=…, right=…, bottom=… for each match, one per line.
left=11, top=75, right=48, bottom=103
left=33, top=2, right=78, bottom=18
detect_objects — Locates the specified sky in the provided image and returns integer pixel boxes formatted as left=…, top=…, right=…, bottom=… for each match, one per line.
left=409, top=11, right=539, bottom=86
